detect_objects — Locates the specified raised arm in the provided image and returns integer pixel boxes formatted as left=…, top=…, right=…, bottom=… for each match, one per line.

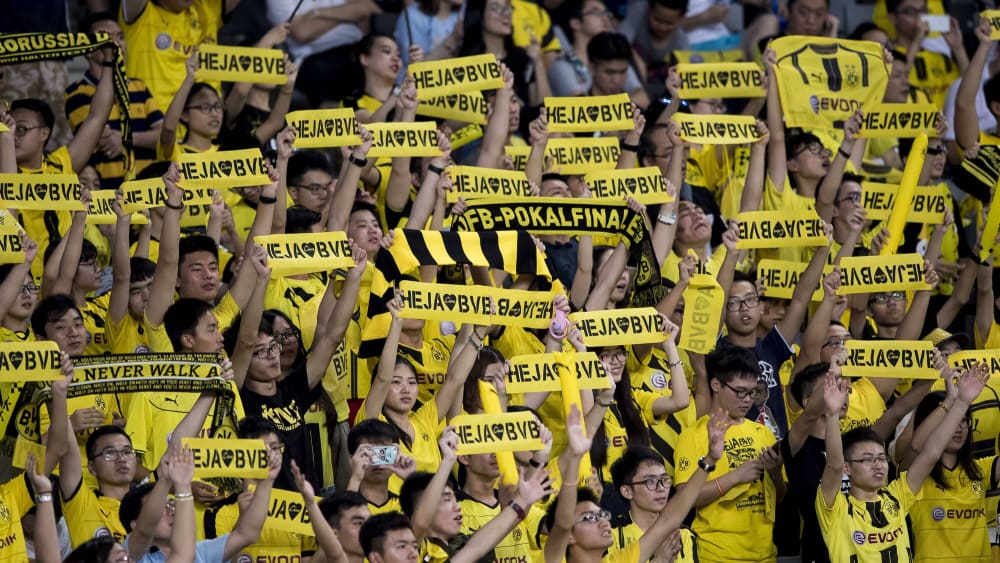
left=68, top=55, right=115, bottom=172
left=256, top=60, right=299, bottom=143
left=819, top=371, right=849, bottom=508
left=159, top=52, right=199, bottom=162
left=477, top=64, right=515, bottom=168
left=108, top=194, right=133, bottom=324
left=525, top=109, right=548, bottom=187
left=616, top=105, right=645, bottom=170
left=894, top=264, right=938, bottom=341
left=292, top=460, right=349, bottom=563
left=127, top=458, right=176, bottom=560
left=411, top=428, right=459, bottom=542
left=407, top=132, right=451, bottom=230
left=0, top=236, right=36, bottom=325
left=650, top=323, right=690, bottom=416
left=542, top=405, right=591, bottom=563
left=231, top=248, right=271, bottom=389
left=435, top=322, right=489, bottom=420
left=816, top=111, right=862, bottom=223
left=955, top=19, right=993, bottom=151
left=271, top=127, right=295, bottom=235
left=224, top=446, right=281, bottom=560
left=227, top=165, right=279, bottom=309
left=48, top=187, right=92, bottom=297
left=738, top=121, right=769, bottom=213
left=326, top=127, right=373, bottom=232
left=763, top=49, right=788, bottom=192
left=974, top=232, right=997, bottom=344
left=583, top=241, right=628, bottom=312
left=26, top=453, right=60, bottom=563
left=164, top=448, right=196, bottom=563
left=44, top=354, right=72, bottom=475
left=385, top=81, right=418, bottom=214
left=364, top=294, right=404, bottom=420
left=776, top=227, right=832, bottom=340
left=306, top=245, right=366, bottom=389
left=145, top=164, right=184, bottom=328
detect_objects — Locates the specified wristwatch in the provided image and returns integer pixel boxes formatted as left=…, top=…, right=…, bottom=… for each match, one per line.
left=348, top=154, right=368, bottom=167
left=697, top=456, right=716, bottom=473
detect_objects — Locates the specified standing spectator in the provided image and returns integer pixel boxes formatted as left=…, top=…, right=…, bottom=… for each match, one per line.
left=618, top=0, right=689, bottom=99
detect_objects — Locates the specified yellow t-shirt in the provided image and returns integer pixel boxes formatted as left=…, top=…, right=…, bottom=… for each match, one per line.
left=356, top=397, right=444, bottom=476
left=264, top=274, right=328, bottom=333
left=0, top=474, right=34, bottom=562
left=910, top=457, right=997, bottom=562
left=610, top=519, right=696, bottom=562
left=366, top=491, right=401, bottom=516
left=61, top=479, right=127, bottom=547
left=298, top=285, right=353, bottom=423
left=81, top=294, right=111, bottom=356
left=204, top=497, right=315, bottom=560
left=661, top=245, right=727, bottom=283
left=674, top=416, right=777, bottom=562
left=899, top=46, right=959, bottom=109
left=17, top=146, right=74, bottom=281
left=815, top=473, right=921, bottom=563
left=105, top=311, right=162, bottom=355
left=842, top=378, right=887, bottom=433
left=597, top=390, right=662, bottom=483
left=457, top=491, right=533, bottom=562
left=602, top=541, right=640, bottom=563
left=120, top=0, right=223, bottom=111
left=400, top=330, right=454, bottom=408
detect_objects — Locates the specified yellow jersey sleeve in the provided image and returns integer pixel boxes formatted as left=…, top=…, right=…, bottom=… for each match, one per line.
left=61, top=478, right=127, bottom=546
left=0, top=474, right=33, bottom=563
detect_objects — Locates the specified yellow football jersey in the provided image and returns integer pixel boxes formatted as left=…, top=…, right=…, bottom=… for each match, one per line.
left=457, top=491, right=534, bottom=562
left=0, top=474, right=35, bottom=562
left=61, top=479, right=127, bottom=547
left=911, top=457, right=997, bottom=562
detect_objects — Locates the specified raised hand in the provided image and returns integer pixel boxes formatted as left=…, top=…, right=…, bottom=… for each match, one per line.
left=277, top=126, right=296, bottom=160
left=516, top=465, right=555, bottom=506
left=956, top=361, right=989, bottom=403
left=386, top=290, right=404, bottom=319
left=566, top=404, right=592, bottom=456
left=291, top=459, right=315, bottom=503
left=823, top=370, right=847, bottom=416
left=390, top=453, right=416, bottom=479
left=706, top=408, right=731, bottom=463
left=439, top=426, right=459, bottom=463
left=24, top=453, right=52, bottom=495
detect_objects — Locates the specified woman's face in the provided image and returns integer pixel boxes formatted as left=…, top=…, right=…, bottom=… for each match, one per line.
left=599, top=347, right=626, bottom=382
left=79, top=165, right=100, bottom=192
left=362, top=36, right=402, bottom=81
left=182, top=87, right=223, bottom=138
left=386, top=363, right=419, bottom=413
left=105, top=543, right=131, bottom=563
left=483, top=0, right=514, bottom=36
left=596, top=249, right=632, bottom=303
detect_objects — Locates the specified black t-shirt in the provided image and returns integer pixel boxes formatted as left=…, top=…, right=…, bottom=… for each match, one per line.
left=240, top=366, right=322, bottom=490
left=782, top=434, right=831, bottom=563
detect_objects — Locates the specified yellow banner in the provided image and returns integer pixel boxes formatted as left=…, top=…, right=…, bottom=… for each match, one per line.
left=0, top=341, right=62, bottom=381
left=983, top=10, right=1000, bottom=39
left=286, top=109, right=361, bottom=148
left=948, top=349, right=1000, bottom=372
left=546, top=137, right=620, bottom=174
left=447, top=166, right=531, bottom=202
left=735, top=209, right=828, bottom=249
left=265, top=488, right=314, bottom=536
left=505, top=352, right=610, bottom=393
left=673, top=114, right=761, bottom=145
left=584, top=167, right=672, bottom=205
left=859, top=103, right=940, bottom=138
left=452, top=412, right=546, bottom=455
left=569, top=307, right=666, bottom=347
left=980, top=175, right=1000, bottom=261
left=417, top=92, right=488, bottom=126
left=12, top=438, right=44, bottom=470
left=181, top=186, right=214, bottom=208
left=121, top=177, right=165, bottom=214
left=177, top=149, right=270, bottom=190
left=0, top=217, right=25, bottom=264
left=837, top=253, right=930, bottom=295
left=504, top=146, right=530, bottom=171
left=843, top=339, right=939, bottom=379
left=398, top=280, right=555, bottom=329
left=450, top=123, right=484, bottom=151
left=367, top=122, right=442, bottom=158
left=678, top=274, right=724, bottom=354
left=0, top=173, right=84, bottom=211
left=183, top=437, right=269, bottom=479
left=195, top=44, right=287, bottom=85
left=757, top=260, right=834, bottom=301
left=860, top=182, right=947, bottom=223
left=87, top=190, right=148, bottom=225
left=545, top=94, right=633, bottom=133
left=0, top=123, right=7, bottom=132
left=410, top=54, right=504, bottom=99
left=255, top=232, right=354, bottom=277
left=673, top=49, right=743, bottom=64
left=676, top=62, right=765, bottom=99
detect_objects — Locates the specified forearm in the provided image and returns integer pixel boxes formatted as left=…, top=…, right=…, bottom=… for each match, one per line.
left=478, top=90, right=513, bottom=167
left=896, top=292, right=930, bottom=340
left=411, top=459, right=455, bottom=541
left=161, top=77, right=196, bottom=153
left=33, top=495, right=60, bottom=563
left=168, top=485, right=196, bottom=562
left=739, top=144, right=766, bottom=212
left=525, top=142, right=546, bottom=186
left=257, top=88, right=295, bottom=142
left=956, top=44, right=990, bottom=149
left=133, top=127, right=162, bottom=150
left=307, top=498, right=348, bottom=562
left=224, top=83, right=253, bottom=130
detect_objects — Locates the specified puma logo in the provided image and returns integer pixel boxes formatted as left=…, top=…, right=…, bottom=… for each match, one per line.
left=163, top=397, right=178, bottom=406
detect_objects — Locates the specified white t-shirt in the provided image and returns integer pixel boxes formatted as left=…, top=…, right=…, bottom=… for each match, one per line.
left=683, top=0, right=731, bottom=46
left=267, top=0, right=364, bottom=60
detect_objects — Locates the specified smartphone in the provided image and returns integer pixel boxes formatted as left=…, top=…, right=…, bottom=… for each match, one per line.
left=369, top=445, right=399, bottom=466
left=921, top=14, right=950, bottom=33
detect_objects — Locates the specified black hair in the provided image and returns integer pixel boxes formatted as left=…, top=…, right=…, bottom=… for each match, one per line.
left=360, top=512, right=413, bottom=557
left=460, top=0, right=519, bottom=59
left=119, top=482, right=156, bottom=533
left=789, top=362, right=830, bottom=407
left=357, top=32, right=398, bottom=58
left=840, top=426, right=885, bottom=460
left=380, top=355, right=419, bottom=449
left=589, top=346, right=649, bottom=469
left=130, top=257, right=156, bottom=284
left=788, top=0, right=827, bottom=8
left=586, top=32, right=632, bottom=65
left=348, top=419, right=401, bottom=455
left=320, top=491, right=370, bottom=524
left=350, top=201, right=380, bottom=222
left=287, top=150, right=333, bottom=187
left=731, top=270, right=757, bottom=289
left=650, top=0, right=689, bottom=12
left=31, top=294, right=81, bottom=339
left=178, top=234, right=219, bottom=266
left=610, top=446, right=665, bottom=491
left=85, top=425, right=131, bottom=460
left=237, top=416, right=280, bottom=440
left=135, top=160, right=172, bottom=180
left=462, top=346, right=506, bottom=413
left=544, top=486, right=600, bottom=534
left=984, top=74, right=1000, bottom=109
left=43, top=238, right=98, bottom=269
left=286, top=206, right=323, bottom=234
left=399, top=471, right=458, bottom=518
left=80, top=11, right=117, bottom=33
left=847, top=21, right=887, bottom=40
left=913, top=391, right=980, bottom=490
left=163, top=298, right=215, bottom=352
left=705, top=346, right=761, bottom=386
left=786, top=131, right=823, bottom=162
left=11, top=99, right=55, bottom=137
left=62, top=535, right=118, bottom=563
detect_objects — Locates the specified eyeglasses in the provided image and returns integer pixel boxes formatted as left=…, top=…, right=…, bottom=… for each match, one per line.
left=13, top=125, right=45, bottom=137
left=869, top=291, right=907, bottom=305
left=92, top=448, right=137, bottom=462
left=821, top=337, right=850, bottom=349
left=291, top=182, right=333, bottom=194
left=846, top=454, right=888, bottom=466
left=273, top=330, right=299, bottom=345
left=79, top=259, right=100, bottom=271
left=721, top=380, right=762, bottom=400
left=795, top=144, right=832, bottom=159
left=834, top=192, right=862, bottom=205
left=21, top=283, right=40, bottom=296
left=726, top=295, right=759, bottom=311
left=486, top=3, right=513, bottom=15
left=185, top=103, right=224, bottom=114
left=575, top=510, right=611, bottom=524
left=630, top=476, right=671, bottom=491
left=599, top=350, right=626, bottom=364
left=268, top=443, right=286, bottom=453
left=926, top=145, right=946, bottom=155
left=252, top=341, right=282, bottom=359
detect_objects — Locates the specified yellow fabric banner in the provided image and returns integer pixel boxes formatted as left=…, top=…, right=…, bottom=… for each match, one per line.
left=286, top=109, right=361, bottom=148
left=948, top=349, right=1000, bottom=372
left=181, top=186, right=213, bottom=207
left=0, top=215, right=25, bottom=264
left=449, top=123, right=484, bottom=151
left=673, top=114, right=761, bottom=145
left=569, top=307, right=666, bottom=347
left=882, top=133, right=926, bottom=255
left=546, top=137, right=620, bottom=174
left=366, top=122, right=443, bottom=158
left=843, top=339, right=938, bottom=379
left=505, top=352, right=610, bottom=393
left=757, top=260, right=833, bottom=301
left=265, top=488, right=315, bottom=536
left=859, top=103, right=940, bottom=138
left=195, top=44, right=287, bottom=85
left=0, top=173, right=84, bottom=211
left=545, top=94, right=633, bottom=133
left=504, top=146, right=530, bottom=171
left=860, top=182, right=947, bottom=223
left=11, top=438, right=44, bottom=470
left=980, top=175, right=1000, bottom=260
left=397, top=280, right=555, bottom=328
left=183, top=438, right=269, bottom=479
left=673, top=49, right=743, bottom=64
left=410, top=54, right=505, bottom=98
left=676, top=62, right=765, bottom=98
left=771, top=36, right=888, bottom=130
left=417, top=93, right=488, bottom=125
left=735, top=209, right=828, bottom=249
left=678, top=274, right=724, bottom=354
left=983, top=10, right=1000, bottom=39
left=177, top=149, right=270, bottom=190
left=0, top=341, right=62, bottom=381
left=452, top=412, right=546, bottom=455
left=447, top=166, right=531, bottom=202
left=87, top=190, right=148, bottom=225
left=837, top=253, right=930, bottom=295
left=254, top=232, right=354, bottom=277
left=121, top=177, right=165, bottom=214
left=584, top=167, right=672, bottom=205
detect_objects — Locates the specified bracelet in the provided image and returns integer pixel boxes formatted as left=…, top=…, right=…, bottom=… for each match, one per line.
left=597, top=398, right=615, bottom=407
left=509, top=501, right=527, bottom=520
left=939, top=401, right=950, bottom=413
left=35, top=492, right=53, bottom=503
left=164, top=200, right=184, bottom=210
left=657, top=212, right=677, bottom=226
left=669, top=359, right=683, bottom=368
left=349, top=154, right=368, bottom=167
left=427, top=163, right=446, bottom=175
left=837, top=146, right=851, bottom=159
left=620, top=141, right=640, bottom=152
left=258, top=195, right=278, bottom=204
left=715, top=478, right=725, bottom=497
left=174, top=492, right=194, bottom=501
left=468, top=335, right=483, bottom=352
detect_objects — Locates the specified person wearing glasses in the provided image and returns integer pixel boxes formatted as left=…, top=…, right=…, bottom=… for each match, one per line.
left=674, top=347, right=784, bottom=563
left=609, top=446, right=697, bottom=561
left=817, top=362, right=987, bottom=562
left=157, top=51, right=223, bottom=164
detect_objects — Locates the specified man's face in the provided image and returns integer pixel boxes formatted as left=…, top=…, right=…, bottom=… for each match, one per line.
left=788, top=140, right=831, bottom=180
left=432, top=486, right=463, bottom=539
left=844, top=441, right=889, bottom=490
left=89, top=19, right=126, bottom=58
left=868, top=291, right=907, bottom=328
left=885, top=60, right=910, bottom=103
left=248, top=333, right=282, bottom=382
left=370, top=528, right=420, bottom=563
left=570, top=501, right=613, bottom=550
left=11, top=107, right=49, bottom=164
left=724, top=281, right=761, bottom=337
left=88, top=433, right=136, bottom=486
left=43, top=308, right=87, bottom=356
left=185, top=311, right=224, bottom=354
left=348, top=210, right=383, bottom=257
left=711, top=374, right=758, bottom=418
left=177, top=250, right=219, bottom=302
left=819, top=324, right=851, bottom=364
left=787, top=0, right=828, bottom=36
left=577, top=0, right=614, bottom=36
left=462, top=452, right=500, bottom=479
left=648, top=4, right=683, bottom=40
left=590, top=59, right=629, bottom=95
left=890, top=0, right=927, bottom=40
left=128, top=278, right=153, bottom=319
left=621, top=461, right=670, bottom=513
left=290, top=169, right=334, bottom=213
left=335, top=505, right=372, bottom=557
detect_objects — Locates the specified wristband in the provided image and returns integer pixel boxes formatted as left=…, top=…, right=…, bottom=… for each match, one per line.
left=620, top=141, right=640, bottom=152
left=35, top=492, right=53, bottom=503
left=508, top=501, right=527, bottom=520
left=939, top=401, right=950, bottom=413
left=714, top=478, right=725, bottom=497
left=349, top=154, right=368, bottom=167
left=427, top=163, right=446, bottom=175
left=669, top=359, right=683, bottom=368
left=469, top=335, right=483, bottom=352
left=174, top=492, right=194, bottom=501
left=164, top=200, right=184, bottom=210
left=657, top=212, right=676, bottom=226
left=837, top=146, right=851, bottom=159
left=258, top=195, right=278, bottom=204
left=597, top=398, right=615, bottom=407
